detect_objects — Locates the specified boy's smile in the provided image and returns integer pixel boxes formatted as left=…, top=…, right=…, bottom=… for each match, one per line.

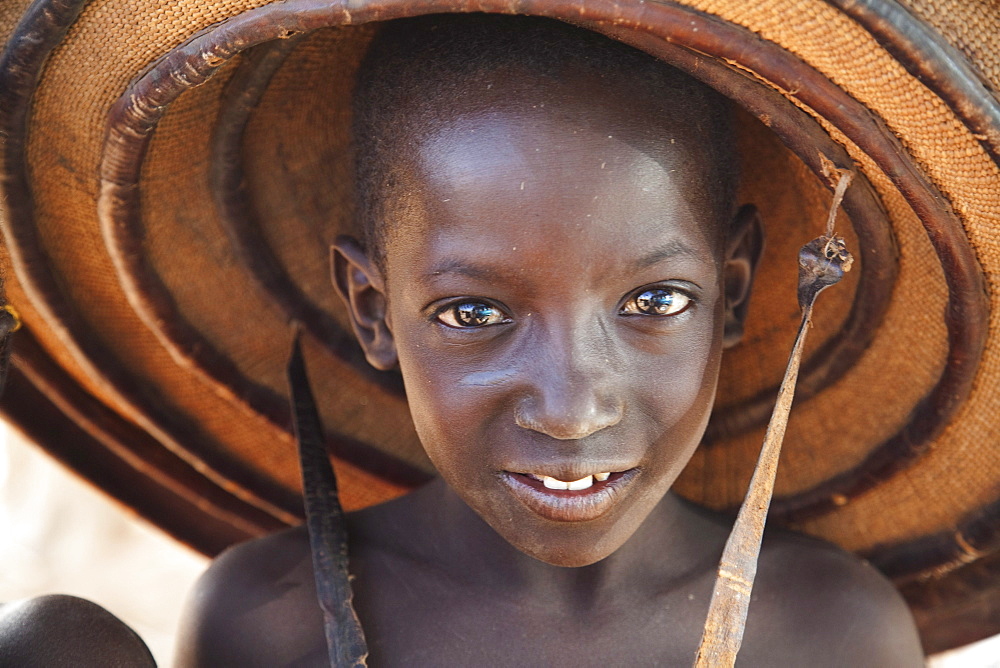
left=336, top=71, right=757, bottom=567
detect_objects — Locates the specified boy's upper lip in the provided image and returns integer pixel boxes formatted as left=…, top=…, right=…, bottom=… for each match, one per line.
left=496, top=460, right=640, bottom=482
left=493, top=439, right=645, bottom=482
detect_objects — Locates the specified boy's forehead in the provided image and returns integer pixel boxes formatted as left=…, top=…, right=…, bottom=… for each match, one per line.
left=416, top=114, right=678, bottom=194
left=382, top=112, right=723, bottom=273
left=401, top=69, right=715, bottom=168
left=384, top=79, right=727, bottom=252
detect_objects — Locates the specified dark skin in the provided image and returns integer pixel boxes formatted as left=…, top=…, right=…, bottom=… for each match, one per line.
left=0, top=595, right=155, bottom=666
left=176, top=71, right=924, bottom=666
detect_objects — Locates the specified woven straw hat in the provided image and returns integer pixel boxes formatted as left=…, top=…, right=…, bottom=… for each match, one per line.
left=2, top=0, right=999, bottom=654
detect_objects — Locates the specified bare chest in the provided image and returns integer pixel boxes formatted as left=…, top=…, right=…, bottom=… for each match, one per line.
left=351, top=567, right=716, bottom=666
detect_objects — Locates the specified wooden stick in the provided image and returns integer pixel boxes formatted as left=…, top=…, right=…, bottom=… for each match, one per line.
left=693, top=172, right=854, bottom=667
left=288, top=331, right=369, bottom=667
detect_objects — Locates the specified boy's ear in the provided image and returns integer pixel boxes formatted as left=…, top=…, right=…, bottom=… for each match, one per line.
left=331, top=236, right=398, bottom=370
left=722, top=204, right=765, bottom=349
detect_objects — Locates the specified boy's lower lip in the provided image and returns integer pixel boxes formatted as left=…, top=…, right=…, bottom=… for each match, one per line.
left=499, top=469, right=638, bottom=522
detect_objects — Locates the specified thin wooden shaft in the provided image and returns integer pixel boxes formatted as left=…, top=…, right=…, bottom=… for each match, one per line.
left=0, top=304, right=17, bottom=399
left=694, top=172, right=853, bottom=667
left=288, top=333, right=369, bottom=667
left=693, top=303, right=814, bottom=667
left=695, top=303, right=813, bottom=668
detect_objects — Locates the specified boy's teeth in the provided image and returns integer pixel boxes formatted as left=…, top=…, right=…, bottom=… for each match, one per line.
left=542, top=476, right=569, bottom=490
left=541, top=475, right=594, bottom=490
left=594, top=472, right=611, bottom=481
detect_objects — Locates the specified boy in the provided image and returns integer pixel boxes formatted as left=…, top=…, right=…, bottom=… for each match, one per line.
left=176, top=16, right=923, bottom=666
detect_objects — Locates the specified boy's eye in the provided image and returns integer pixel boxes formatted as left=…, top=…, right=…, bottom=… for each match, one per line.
left=437, top=302, right=510, bottom=328
left=621, top=287, right=692, bottom=317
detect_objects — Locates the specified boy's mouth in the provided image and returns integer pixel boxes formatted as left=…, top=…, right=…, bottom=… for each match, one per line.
left=521, top=471, right=614, bottom=490
left=500, top=468, right=638, bottom=522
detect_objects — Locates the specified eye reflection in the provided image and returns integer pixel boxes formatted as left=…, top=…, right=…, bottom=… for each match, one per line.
left=622, top=287, right=692, bottom=317
left=437, top=302, right=509, bottom=328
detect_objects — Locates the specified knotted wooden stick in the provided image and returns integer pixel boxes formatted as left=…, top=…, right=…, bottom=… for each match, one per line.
left=694, top=171, right=854, bottom=667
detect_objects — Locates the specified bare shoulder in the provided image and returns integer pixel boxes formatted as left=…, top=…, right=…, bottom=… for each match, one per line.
left=0, top=594, right=154, bottom=667
left=740, top=530, right=924, bottom=666
left=174, top=526, right=327, bottom=667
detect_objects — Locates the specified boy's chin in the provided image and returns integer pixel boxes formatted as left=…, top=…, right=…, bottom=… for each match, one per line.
left=525, top=546, right=619, bottom=569
left=485, top=508, right=653, bottom=569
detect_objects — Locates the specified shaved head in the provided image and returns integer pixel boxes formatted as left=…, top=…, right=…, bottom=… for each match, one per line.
left=352, top=14, right=739, bottom=271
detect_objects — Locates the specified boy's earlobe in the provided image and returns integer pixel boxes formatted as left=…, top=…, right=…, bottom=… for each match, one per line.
left=722, top=204, right=765, bottom=349
left=331, top=237, right=398, bottom=370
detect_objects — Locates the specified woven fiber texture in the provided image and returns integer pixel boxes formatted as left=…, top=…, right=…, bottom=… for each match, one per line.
left=677, top=0, right=1000, bottom=549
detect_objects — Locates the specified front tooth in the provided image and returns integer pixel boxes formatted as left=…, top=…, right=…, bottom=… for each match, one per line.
left=594, top=472, right=611, bottom=482
left=567, top=475, right=594, bottom=491
left=543, top=476, right=570, bottom=490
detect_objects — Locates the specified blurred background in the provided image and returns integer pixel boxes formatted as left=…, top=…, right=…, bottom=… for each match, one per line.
left=0, top=421, right=206, bottom=665
left=0, top=420, right=997, bottom=667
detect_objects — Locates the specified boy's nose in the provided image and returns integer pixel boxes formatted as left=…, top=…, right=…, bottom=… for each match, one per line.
left=513, top=328, right=624, bottom=440
left=515, top=396, right=622, bottom=440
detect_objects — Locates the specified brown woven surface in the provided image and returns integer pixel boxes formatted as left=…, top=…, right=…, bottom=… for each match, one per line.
left=680, top=115, right=946, bottom=509
left=0, top=0, right=35, bottom=46
left=2, top=0, right=999, bottom=651
left=674, top=0, right=1000, bottom=551
left=904, top=0, right=1000, bottom=101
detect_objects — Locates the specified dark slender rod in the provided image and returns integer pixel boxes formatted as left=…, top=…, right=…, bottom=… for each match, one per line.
left=288, top=332, right=369, bottom=667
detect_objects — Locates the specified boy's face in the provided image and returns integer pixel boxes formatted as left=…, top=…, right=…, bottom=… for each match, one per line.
left=336, top=75, right=756, bottom=567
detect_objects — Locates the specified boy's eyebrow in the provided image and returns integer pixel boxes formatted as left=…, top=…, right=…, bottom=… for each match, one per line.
left=424, top=259, right=505, bottom=282
left=633, top=239, right=710, bottom=269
